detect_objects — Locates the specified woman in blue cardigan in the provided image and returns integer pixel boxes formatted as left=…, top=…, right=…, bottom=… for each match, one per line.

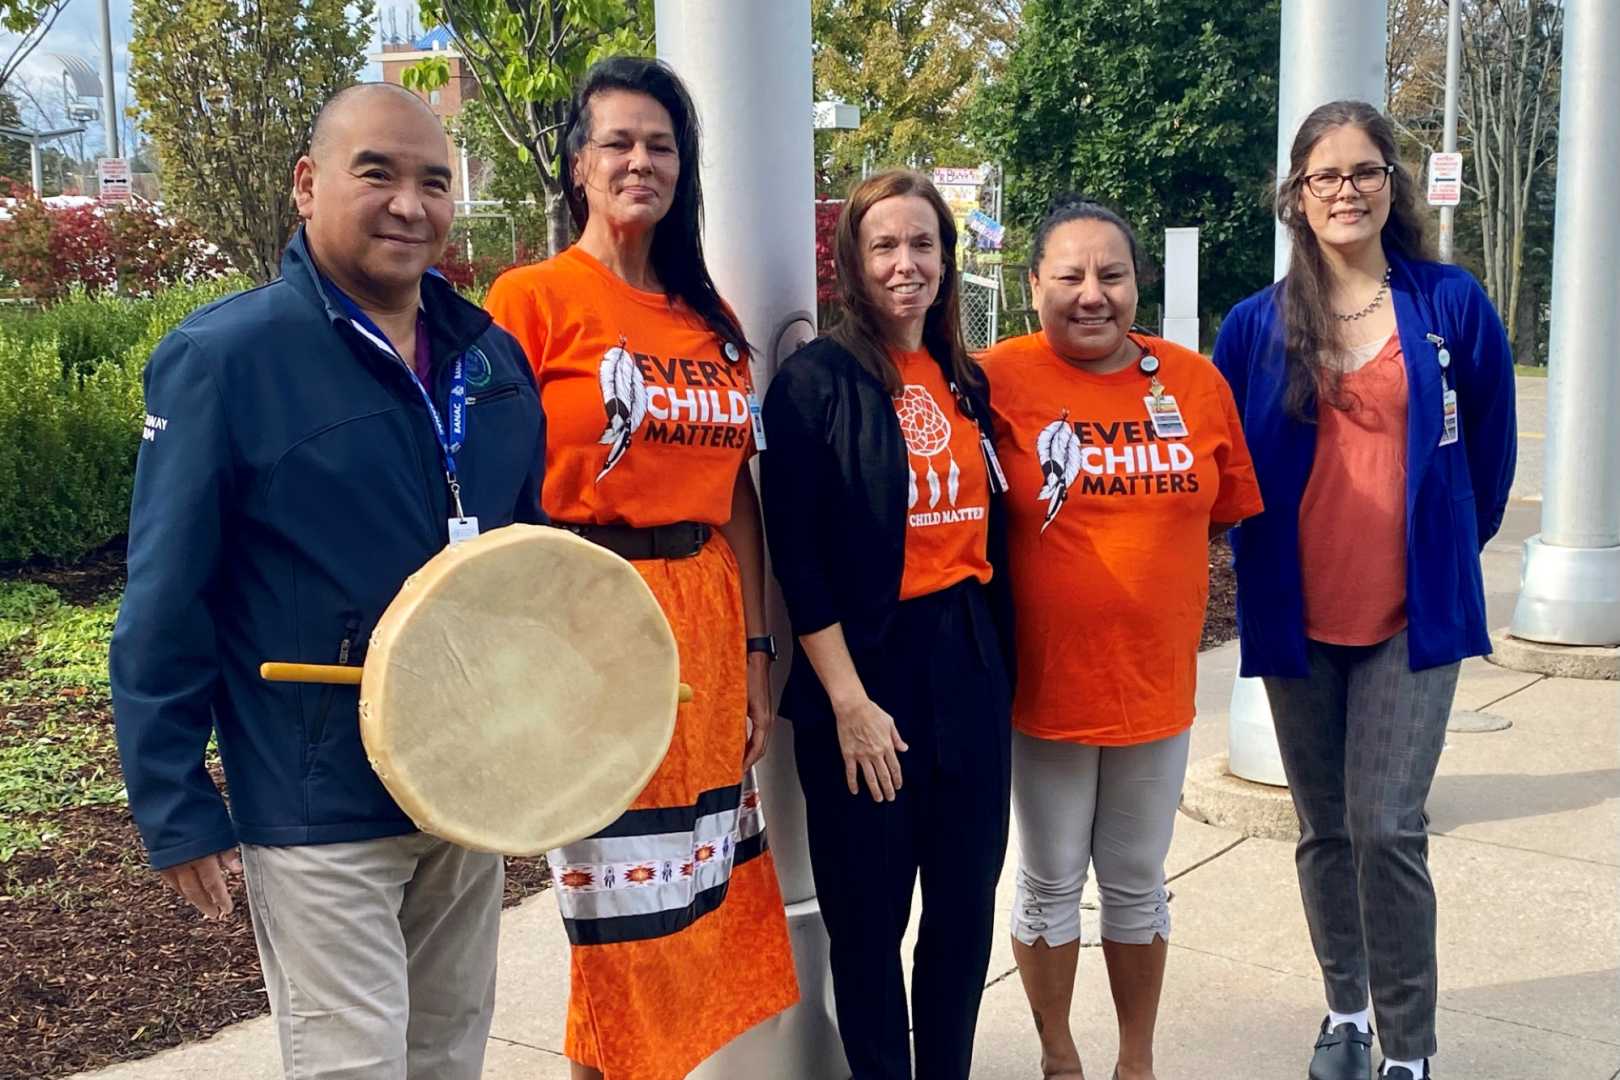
left=1213, top=101, right=1515, bottom=1080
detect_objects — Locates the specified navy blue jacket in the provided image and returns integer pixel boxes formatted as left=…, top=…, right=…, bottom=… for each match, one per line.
left=1212, top=251, right=1515, bottom=677
left=111, top=228, right=546, bottom=870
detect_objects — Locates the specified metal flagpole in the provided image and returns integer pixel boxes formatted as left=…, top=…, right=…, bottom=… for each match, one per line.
left=1507, top=0, right=1620, bottom=647
left=1437, top=0, right=1462, bottom=263
left=1235, top=0, right=1389, bottom=786
left=655, top=2, right=846, bottom=1074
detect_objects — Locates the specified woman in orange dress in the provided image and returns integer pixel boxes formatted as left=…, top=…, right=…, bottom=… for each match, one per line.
left=484, top=57, right=797, bottom=1080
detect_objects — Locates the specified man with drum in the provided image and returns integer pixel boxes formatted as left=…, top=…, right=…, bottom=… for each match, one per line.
left=110, top=83, right=545, bottom=1078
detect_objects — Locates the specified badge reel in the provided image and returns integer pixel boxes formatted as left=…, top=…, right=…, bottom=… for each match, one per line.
left=1428, top=334, right=1459, bottom=447
left=724, top=339, right=769, bottom=451
left=1139, top=353, right=1189, bottom=438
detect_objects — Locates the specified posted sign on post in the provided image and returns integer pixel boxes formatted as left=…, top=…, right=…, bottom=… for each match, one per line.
left=98, top=158, right=131, bottom=206
left=1427, top=152, right=1463, bottom=207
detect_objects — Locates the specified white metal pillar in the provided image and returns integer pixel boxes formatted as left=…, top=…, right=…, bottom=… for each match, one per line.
left=1162, top=226, right=1200, bottom=351
left=1508, top=0, right=1620, bottom=646
left=656, top=3, right=846, bottom=1075
left=1236, top=0, right=1388, bottom=786
left=1271, top=2, right=1388, bottom=279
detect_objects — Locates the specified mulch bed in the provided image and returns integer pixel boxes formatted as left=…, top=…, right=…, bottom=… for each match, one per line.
left=1201, top=534, right=1238, bottom=651
left=2, top=539, right=1240, bottom=1078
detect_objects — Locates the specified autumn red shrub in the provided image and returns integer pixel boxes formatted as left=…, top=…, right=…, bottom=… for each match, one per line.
left=0, top=186, right=229, bottom=302
left=815, top=199, right=842, bottom=305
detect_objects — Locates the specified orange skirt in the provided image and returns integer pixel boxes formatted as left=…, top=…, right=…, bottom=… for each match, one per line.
left=550, top=533, right=799, bottom=1078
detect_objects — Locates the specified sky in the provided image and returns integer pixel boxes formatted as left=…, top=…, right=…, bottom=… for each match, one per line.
left=6, top=0, right=396, bottom=161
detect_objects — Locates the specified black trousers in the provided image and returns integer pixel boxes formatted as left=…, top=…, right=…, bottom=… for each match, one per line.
left=793, top=580, right=1012, bottom=1080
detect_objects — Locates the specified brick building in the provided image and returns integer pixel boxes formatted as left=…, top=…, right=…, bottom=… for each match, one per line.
left=372, top=26, right=484, bottom=200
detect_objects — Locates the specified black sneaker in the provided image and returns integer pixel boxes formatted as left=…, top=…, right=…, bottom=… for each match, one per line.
left=1379, top=1065, right=1430, bottom=1080
left=1309, top=1017, right=1373, bottom=1080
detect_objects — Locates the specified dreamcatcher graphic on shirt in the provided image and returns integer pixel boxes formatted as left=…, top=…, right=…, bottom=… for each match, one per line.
left=596, top=337, right=648, bottom=482
left=1036, top=410, right=1083, bottom=533
left=894, top=384, right=960, bottom=509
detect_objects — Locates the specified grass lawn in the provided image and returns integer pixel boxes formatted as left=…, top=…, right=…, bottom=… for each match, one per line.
left=0, top=584, right=125, bottom=861
left=0, top=559, right=552, bottom=1077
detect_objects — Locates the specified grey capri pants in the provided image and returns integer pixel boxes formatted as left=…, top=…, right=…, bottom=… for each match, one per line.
left=1010, top=727, right=1192, bottom=947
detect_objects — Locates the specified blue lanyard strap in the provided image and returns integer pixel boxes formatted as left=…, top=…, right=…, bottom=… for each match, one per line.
left=326, top=281, right=471, bottom=518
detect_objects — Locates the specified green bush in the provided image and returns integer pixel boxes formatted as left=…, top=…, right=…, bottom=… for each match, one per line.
left=0, top=276, right=251, bottom=564
left=3, top=287, right=153, bottom=375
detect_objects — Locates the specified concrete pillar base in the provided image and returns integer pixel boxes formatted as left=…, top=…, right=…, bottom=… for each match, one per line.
left=1487, top=627, right=1620, bottom=681
left=1178, top=753, right=1299, bottom=841
left=1509, top=536, right=1620, bottom=648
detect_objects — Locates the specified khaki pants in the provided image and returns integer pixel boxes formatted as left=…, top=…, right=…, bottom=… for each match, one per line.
left=240, top=833, right=503, bottom=1080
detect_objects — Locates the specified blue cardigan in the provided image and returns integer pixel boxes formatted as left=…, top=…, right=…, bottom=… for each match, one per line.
left=1212, top=252, right=1516, bottom=676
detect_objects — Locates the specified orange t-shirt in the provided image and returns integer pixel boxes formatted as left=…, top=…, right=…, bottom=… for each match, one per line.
left=891, top=348, right=994, bottom=601
left=1300, top=332, right=1409, bottom=645
left=982, top=333, right=1264, bottom=745
left=484, top=246, right=755, bottom=526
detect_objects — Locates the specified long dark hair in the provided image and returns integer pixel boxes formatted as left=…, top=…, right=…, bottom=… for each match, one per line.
left=1277, top=100, right=1431, bottom=418
left=561, top=57, right=748, bottom=356
left=829, top=169, right=978, bottom=394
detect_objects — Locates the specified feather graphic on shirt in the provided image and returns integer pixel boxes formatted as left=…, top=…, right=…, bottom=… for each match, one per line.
left=1035, top=410, right=1082, bottom=533
left=595, top=340, right=647, bottom=482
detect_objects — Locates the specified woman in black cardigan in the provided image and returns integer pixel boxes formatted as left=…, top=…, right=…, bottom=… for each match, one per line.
left=761, top=169, right=1014, bottom=1080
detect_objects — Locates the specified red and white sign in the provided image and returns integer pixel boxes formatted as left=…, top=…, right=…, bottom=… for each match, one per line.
left=931, top=166, right=983, bottom=187
left=1427, top=152, right=1463, bottom=207
left=98, top=158, right=131, bottom=206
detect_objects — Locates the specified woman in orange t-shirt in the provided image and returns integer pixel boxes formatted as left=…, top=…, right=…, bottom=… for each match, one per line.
left=761, top=170, right=1014, bottom=1079
left=483, top=58, right=795, bottom=1080
left=981, top=198, right=1263, bottom=1080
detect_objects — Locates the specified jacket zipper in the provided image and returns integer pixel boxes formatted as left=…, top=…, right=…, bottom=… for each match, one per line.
left=308, top=616, right=361, bottom=764
left=468, top=383, right=519, bottom=406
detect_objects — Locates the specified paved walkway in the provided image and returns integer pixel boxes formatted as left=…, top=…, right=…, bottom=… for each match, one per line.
left=79, top=378, right=1619, bottom=1078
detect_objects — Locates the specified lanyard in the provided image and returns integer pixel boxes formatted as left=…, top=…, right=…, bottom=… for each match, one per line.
left=326, top=283, right=472, bottom=519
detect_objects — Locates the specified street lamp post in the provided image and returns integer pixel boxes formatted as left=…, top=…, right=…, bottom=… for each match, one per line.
left=1438, top=0, right=1463, bottom=263
left=97, top=0, right=119, bottom=158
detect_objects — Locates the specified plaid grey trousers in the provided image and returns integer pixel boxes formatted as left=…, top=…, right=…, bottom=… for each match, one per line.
left=1263, top=629, right=1460, bottom=1062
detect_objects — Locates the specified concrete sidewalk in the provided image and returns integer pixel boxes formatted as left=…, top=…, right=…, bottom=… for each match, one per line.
left=77, top=492, right=1619, bottom=1079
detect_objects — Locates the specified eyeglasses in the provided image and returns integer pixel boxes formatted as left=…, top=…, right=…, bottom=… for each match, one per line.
left=1303, top=164, right=1395, bottom=199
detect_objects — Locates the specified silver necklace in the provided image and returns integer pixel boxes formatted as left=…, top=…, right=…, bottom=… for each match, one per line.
left=1335, top=266, right=1392, bottom=322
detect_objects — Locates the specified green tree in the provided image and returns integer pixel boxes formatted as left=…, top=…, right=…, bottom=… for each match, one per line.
left=129, top=0, right=374, bottom=282
left=1, top=90, right=29, bottom=185
left=407, top=0, right=651, bottom=257
left=812, top=0, right=1017, bottom=196
left=972, top=0, right=1281, bottom=325
left=1384, top=0, right=1561, bottom=361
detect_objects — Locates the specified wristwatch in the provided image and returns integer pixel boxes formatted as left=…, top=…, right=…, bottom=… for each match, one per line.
left=746, top=635, right=779, bottom=662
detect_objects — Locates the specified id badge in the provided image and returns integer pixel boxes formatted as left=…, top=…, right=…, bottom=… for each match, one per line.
left=448, top=516, right=481, bottom=546
left=747, top=392, right=768, bottom=450
left=980, top=433, right=1010, bottom=494
left=1144, top=394, right=1189, bottom=438
left=1439, top=388, right=1460, bottom=446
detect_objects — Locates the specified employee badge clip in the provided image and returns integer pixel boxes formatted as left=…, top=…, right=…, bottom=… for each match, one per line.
left=1425, top=333, right=1460, bottom=447
left=1139, top=353, right=1188, bottom=438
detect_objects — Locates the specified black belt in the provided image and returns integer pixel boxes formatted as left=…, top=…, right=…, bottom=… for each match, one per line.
left=562, top=521, right=711, bottom=561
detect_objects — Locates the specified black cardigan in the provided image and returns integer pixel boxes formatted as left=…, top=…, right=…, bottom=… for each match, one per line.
left=760, top=336, right=1015, bottom=725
